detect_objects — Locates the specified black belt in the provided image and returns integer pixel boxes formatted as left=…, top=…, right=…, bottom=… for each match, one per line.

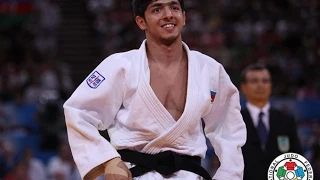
left=118, top=149, right=211, bottom=180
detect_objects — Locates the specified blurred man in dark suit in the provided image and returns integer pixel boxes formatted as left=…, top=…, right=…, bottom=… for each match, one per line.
left=240, top=64, right=302, bottom=180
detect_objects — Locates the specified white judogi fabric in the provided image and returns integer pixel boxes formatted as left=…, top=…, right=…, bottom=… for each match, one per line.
left=63, top=40, right=247, bottom=180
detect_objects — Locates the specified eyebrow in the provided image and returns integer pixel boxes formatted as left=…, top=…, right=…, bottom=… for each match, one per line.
left=149, top=1, right=180, bottom=8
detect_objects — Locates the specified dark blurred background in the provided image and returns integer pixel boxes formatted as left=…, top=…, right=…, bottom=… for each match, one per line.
left=0, top=0, right=319, bottom=179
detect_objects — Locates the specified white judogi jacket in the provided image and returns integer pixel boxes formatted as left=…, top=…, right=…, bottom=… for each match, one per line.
left=63, top=40, right=247, bottom=180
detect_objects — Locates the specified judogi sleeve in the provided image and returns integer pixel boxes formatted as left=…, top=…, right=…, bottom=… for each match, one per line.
left=203, top=64, right=247, bottom=180
left=63, top=54, right=125, bottom=179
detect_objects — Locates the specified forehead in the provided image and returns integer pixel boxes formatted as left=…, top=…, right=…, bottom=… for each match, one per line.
left=246, top=69, right=270, bottom=78
left=148, top=0, right=181, bottom=6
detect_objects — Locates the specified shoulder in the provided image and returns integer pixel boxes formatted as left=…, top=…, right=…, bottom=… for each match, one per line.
left=98, top=49, right=140, bottom=71
left=189, top=50, right=221, bottom=68
left=270, top=108, right=295, bottom=122
left=240, top=108, right=251, bottom=119
left=189, top=50, right=225, bottom=82
left=270, top=108, right=290, bottom=116
left=102, top=49, right=139, bottom=65
left=241, top=107, right=249, bottom=113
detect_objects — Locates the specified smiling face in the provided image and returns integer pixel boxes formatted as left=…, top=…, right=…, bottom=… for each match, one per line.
left=135, top=0, right=186, bottom=45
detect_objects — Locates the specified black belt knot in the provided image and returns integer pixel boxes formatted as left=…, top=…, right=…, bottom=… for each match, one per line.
left=150, top=151, right=183, bottom=176
left=117, top=149, right=212, bottom=180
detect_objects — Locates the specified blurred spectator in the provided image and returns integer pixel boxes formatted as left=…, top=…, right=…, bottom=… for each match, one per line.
left=34, top=0, right=61, bottom=55
left=0, top=102, right=15, bottom=136
left=36, top=0, right=61, bottom=33
left=47, top=140, right=81, bottom=180
left=22, top=148, right=47, bottom=180
left=33, top=31, right=57, bottom=56
left=297, top=79, right=319, bottom=100
left=87, top=0, right=114, bottom=16
left=0, top=0, right=71, bottom=178
left=4, top=63, right=29, bottom=91
left=37, top=102, right=65, bottom=151
left=4, top=160, right=30, bottom=180
left=1, top=140, right=17, bottom=177
left=24, top=75, right=43, bottom=105
left=3, top=89, right=39, bottom=137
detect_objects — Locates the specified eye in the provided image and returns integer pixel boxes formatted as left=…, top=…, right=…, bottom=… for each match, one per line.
left=171, top=6, right=180, bottom=11
left=152, top=8, right=161, bottom=13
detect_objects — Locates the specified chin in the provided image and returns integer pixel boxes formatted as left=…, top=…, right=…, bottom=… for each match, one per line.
left=255, top=97, right=269, bottom=102
left=160, top=35, right=179, bottom=45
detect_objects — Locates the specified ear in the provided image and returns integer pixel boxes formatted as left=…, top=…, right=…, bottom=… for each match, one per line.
left=135, top=16, right=147, bottom=31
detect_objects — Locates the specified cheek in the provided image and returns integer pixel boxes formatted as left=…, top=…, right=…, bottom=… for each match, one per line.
left=267, top=85, right=272, bottom=93
left=243, top=86, right=254, bottom=95
left=145, top=17, right=157, bottom=29
left=248, top=85, right=257, bottom=91
left=178, top=14, right=186, bottom=25
left=249, top=88, right=257, bottom=95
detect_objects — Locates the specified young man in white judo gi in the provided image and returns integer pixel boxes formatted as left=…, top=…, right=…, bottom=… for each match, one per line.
left=63, top=0, right=247, bottom=179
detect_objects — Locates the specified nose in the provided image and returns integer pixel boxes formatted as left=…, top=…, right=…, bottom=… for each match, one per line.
left=163, top=6, right=173, bottom=19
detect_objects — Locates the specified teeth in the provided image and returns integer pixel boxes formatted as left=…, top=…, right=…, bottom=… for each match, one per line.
left=163, top=24, right=174, bottom=28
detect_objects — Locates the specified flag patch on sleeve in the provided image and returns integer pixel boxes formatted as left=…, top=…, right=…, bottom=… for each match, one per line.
left=210, top=90, right=216, bottom=103
left=86, top=71, right=105, bottom=89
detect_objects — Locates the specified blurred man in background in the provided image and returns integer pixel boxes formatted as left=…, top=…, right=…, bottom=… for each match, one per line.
left=240, top=63, right=302, bottom=180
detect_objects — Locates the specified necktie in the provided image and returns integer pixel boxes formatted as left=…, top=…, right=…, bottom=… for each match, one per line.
left=257, top=112, right=268, bottom=148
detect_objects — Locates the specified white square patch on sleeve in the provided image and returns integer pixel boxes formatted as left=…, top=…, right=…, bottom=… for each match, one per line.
left=86, top=71, right=105, bottom=89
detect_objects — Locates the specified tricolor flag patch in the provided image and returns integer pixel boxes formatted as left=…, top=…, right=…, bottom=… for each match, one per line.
left=210, top=90, right=216, bottom=103
left=86, top=71, right=105, bottom=89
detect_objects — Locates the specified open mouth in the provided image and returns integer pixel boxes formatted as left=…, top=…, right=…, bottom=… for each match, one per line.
left=161, top=23, right=176, bottom=29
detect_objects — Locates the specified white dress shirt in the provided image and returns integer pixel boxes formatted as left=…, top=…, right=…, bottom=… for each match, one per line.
left=246, top=102, right=270, bottom=131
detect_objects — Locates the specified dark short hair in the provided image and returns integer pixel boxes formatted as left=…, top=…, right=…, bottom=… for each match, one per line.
left=240, top=64, right=270, bottom=83
left=132, top=0, right=185, bottom=18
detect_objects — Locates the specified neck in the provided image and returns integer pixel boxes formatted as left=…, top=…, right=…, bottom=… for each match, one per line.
left=146, top=37, right=184, bottom=65
left=248, top=100, right=268, bottom=109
